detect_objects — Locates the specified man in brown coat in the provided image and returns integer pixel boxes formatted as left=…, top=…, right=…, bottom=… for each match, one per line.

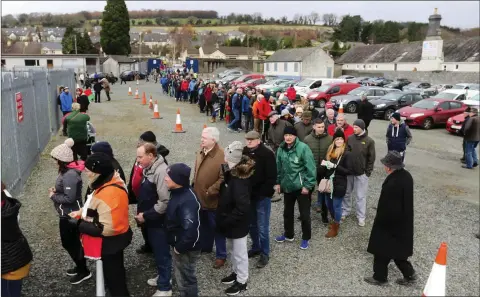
left=192, top=127, right=227, bottom=268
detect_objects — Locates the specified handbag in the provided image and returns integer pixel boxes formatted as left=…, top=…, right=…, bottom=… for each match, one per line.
left=317, top=155, right=343, bottom=194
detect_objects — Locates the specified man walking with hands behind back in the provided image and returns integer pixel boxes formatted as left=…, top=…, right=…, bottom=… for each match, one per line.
left=365, top=151, right=417, bottom=287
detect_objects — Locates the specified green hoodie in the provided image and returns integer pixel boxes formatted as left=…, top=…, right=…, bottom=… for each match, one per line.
left=276, top=137, right=317, bottom=193
left=66, top=110, right=90, bottom=141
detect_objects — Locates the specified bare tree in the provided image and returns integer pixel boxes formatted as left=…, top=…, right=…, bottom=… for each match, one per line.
left=293, top=13, right=301, bottom=24
left=323, top=13, right=338, bottom=27
left=310, top=12, right=320, bottom=25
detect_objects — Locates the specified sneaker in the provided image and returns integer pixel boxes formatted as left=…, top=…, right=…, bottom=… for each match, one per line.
left=461, top=165, right=473, bottom=169
left=248, top=250, right=261, bottom=258
left=473, top=162, right=478, bottom=168
left=69, top=271, right=92, bottom=285
left=364, top=276, right=388, bottom=286
left=225, top=281, right=247, bottom=296
left=227, top=128, right=235, bottom=133
left=147, top=275, right=158, bottom=287
left=221, top=272, right=237, bottom=285
left=358, top=219, right=366, bottom=227
left=66, top=267, right=77, bottom=276
left=152, top=290, right=172, bottom=297
left=275, top=235, right=294, bottom=243
left=341, top=216, right=346, bottom=222
left=395, top=274, right=417, bottom=286
left=256, top=254, right=269, bottom=269
left=300, top=240, right=309, bottom=250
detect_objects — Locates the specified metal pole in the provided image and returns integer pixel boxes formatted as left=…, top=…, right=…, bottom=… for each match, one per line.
left=139, top=33, right=142, bottom=73
left=96, top=260, right=105, bottom=296
left=74, top=35, right=78, bottom=55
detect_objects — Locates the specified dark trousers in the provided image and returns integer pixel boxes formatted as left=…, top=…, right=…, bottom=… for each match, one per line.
left=95, top=91, right=101, bottom=102
left=283, top=190, right=312, bottom=240
left=62, top=111, right=69, bottom=135
left=206, top=102, right=212, bottom=116
left=219, top=101, right=225, bottom=119
left=262, top=120, right=270, bottom=142
left=462, top=139, right=466, bottom=161
left=121, top=79, right=127, bottom=85
left=373, top=255, right=415, bottom=282
left=140, top=225, right=151, bottom=250
left=199, top=96, right=206, bottom=112
left=173, top=251, right=201, bottom=297
left=103, top=250, right=130, bottom=296
left=105, top=90, right=111, bottom=101
left=199, top=209, right=227, bottom=259
left=243, top=112, right=253, bottom=132
left=1, top=279, right=23, bottom=297
left=71, top=140, right=88, bottom=161
left=148, top=227, right=172, bottom=291
left=59, top=218, right=88, bottom=273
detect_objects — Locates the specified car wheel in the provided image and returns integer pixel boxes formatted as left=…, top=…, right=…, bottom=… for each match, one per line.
left=318, top=99, right=326, bottom=108
left=346, top=102, right=357, bottom=113
left=422, top=117, right=434, bottom=130
left=384, top=109, right=395, bottom=121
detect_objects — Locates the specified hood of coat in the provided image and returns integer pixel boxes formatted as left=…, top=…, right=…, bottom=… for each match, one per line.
left=230, top=156, right=255, bottom=179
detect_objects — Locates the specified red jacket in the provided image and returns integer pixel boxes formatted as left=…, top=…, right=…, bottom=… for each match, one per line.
left=286, top=87, right=296, bottom=101
left=328, top=123, right=354, bottom=139
left=181, top=81, right=189, bottom=92
left=204, top=87, right=212, bottom=102
left=258, top=99, right=272, bottom=120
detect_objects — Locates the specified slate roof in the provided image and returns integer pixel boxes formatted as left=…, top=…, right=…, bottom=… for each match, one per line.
left=1, top=42, right=42, bottom=54
left=336, top=37, right=480, bottom=64
left=266, top=47, right=319, bottom=62
left=3, top=28, right=31, bottom=36
left=186, top=47, right=200, bottom=55
left=202, top=46, right=256, bottom=56
left=108, top=55, right=135, bottom=63
left=143, top=33, right=168, bottom=43
left=41, top=42, right=62, bottom=50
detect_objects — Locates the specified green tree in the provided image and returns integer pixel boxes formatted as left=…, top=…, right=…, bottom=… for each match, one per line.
left=407, top=22, right=425, bottom=41
left=100, top=0, right=131, bottom=55
left=361, top=22, right=373, bottom=43
left=332, top=15, right=363, bottom=42
left=78, top=29, right=96, bottom=53
left=229, top=38, right=242, bottom=46
left=382, top=21, right=400, bottom=43
left=131, top=19, right=136, bottom=25
left=61, top=25, right=78, bottom=54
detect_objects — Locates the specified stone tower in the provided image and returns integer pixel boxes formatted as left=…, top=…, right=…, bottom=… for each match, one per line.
left=419, top=8, right=444, bottom=71
left=426, top=8, right=442, bottom=40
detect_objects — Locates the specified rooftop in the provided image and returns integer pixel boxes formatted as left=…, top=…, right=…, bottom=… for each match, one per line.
left=266, top=47, right=320, bottom=62
left=41, top=42, right=62, bottom=50
left=202, top=46, right=256, bottom=56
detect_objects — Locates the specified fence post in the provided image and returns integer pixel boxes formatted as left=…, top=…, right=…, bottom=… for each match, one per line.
left=8, top=74, right=23, bottom=192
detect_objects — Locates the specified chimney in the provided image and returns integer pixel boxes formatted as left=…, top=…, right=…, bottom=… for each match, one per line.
left=215, top=42, right=219, bottom=49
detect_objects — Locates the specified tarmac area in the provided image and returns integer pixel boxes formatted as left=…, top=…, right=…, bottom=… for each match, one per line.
left=17, top=81, right=479, bottom=296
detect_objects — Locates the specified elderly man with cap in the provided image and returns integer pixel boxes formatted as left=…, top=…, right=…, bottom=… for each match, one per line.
left=342, top=119, right=376, bottom=227
left=386, top=112, right=412, bottom=162
left=274, top=126, right=316, bottom=250
left=164, top=163, right=201, bottom=297
left=294, top=110, right=313, bottom=142
left=242, top=131, right=277, bottom=268
left=267, top=111, right=292, bottom=153
left=365, top=151, right=417, bottom=287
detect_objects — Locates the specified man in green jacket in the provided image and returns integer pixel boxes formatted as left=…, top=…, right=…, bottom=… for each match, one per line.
left=65, top=103, right=91, bottom=161
left=274, top=126, right=316, bottom=250
left=303, top=119, right=333, bottom=222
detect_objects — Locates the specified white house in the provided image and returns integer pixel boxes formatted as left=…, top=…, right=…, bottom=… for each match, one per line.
left=0, top=54, right=100, bottom=72
left=101, top=55, right=135, bottom=77
left=142, top=33, right=170, bottom=48
left=42, top=27, right=65, bottom=42
left=41, top=42, right=63, bottom=55
left=3, top=28, right=32, bottom=41
left=264, top=47, right=335, bottom=79
left=226, top=30, right=246, bottom=41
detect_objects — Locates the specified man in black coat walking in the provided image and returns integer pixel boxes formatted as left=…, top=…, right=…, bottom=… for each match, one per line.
left=365, top=151, right=417, bottom=286
left=357, top=94, right=374, bottom=131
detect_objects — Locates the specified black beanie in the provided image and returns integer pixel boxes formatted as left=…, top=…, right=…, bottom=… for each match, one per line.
left=333, top=128, right=346, bottom=141
left=85, top=153, right=114, bottom=175
left=283, top=126, right=297, bottom=136
left=167, top=163, right=191, bottom=188
left=140, top=131, right=156, bottom=143
left=91, top=141, right=113, bottom=158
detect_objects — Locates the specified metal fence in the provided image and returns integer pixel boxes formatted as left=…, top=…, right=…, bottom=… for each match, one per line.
left=1, top=69, right=76, bottom=195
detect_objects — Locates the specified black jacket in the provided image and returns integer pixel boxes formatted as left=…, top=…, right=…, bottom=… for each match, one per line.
left=165, top=187, right=201, bottom=253
left=93, top=82, right=103, bottom=92
left=216, top=157, right=254, bottom=239
left=347, top=133, right=376, bottom=177
left=357, top=100, right=374, bottom=123
left=321, top=151, right=352, bottom=198
left=242, top=143, right=277, bottom=200
left=77, top=95, right=90, bottom=113
left=367, top=169, right=414, bottom=259
left=1, top=192, right=33, bottom=275
left=85, top=157, right=125, bottom=202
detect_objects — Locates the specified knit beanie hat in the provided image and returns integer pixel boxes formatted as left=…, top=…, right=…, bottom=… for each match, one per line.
left=85, top=153, right=114, bottom=175
left=166, top=163, right=191, bottom=188
left=284, top=126, right=297, bottom=136
left=225, top=141, right=244, bottom=165
left=281, top=108, right=291, bottom=117
left=91, top=141, right=113, bottom=158
left=391, top=112, right=401, bottom=121
left=353, top=119, right=366, bottom=131
left=140, top=131, right=156, bottom=143
left=50, top=138, right=75, bottom=163
left=333, top=129, right=346, bottom=141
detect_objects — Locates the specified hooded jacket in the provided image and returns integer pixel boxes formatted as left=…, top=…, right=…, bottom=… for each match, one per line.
left=386, top=123, right=412, bottom=152
left=286, top=87, right=296, bottom=101
left=347, top=132, right=376, bottom=177
left=51, top=161, right=85, bottom=217
left=66, top=110, right=91, bottom=141
left=242, top=143, right=277, bottom=199
left=216, top=157, right=255, bottom=239
left=328, top=123, right=354, bottom=139
left=60, top=92, right=73, bottom=112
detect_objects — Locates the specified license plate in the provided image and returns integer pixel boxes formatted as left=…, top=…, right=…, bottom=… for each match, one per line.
left=451, top=125, right=461, bottom=129
left=401, top=117, right=406, bottom=121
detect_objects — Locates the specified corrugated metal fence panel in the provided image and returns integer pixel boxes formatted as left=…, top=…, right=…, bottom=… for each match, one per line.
left=32, top=71, right=51, bottom=149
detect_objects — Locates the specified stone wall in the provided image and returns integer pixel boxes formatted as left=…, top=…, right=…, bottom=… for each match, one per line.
left=342, top=70, right=480, bottom=84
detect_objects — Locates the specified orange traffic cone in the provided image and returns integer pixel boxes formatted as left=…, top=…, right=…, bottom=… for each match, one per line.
left=134, top=88, right=140, bottom=99
left=422, top=242, right=447, bottom=296
left=152, top=100, right=162, bottom=119
left=172, top=108, right=186, bottom=133
left=141, top=93, right=147, bottom=105
left=128, top=86, right=132, bottom=96
left=148, top=99, right=153, bottom=110
left=203, top=124, right=207, bottom=129
left=338, top=102, right=344, bottom=114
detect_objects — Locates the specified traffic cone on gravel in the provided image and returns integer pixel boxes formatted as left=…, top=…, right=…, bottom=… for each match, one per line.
left=152, top=100, right=162, bottom=119
left=141, top=92, right=147, bottom=104
left=422, top=242, right=447, bottom=296
left=128, top=86, right=132, bottom=96
left=134, top=88, right=140, bottom=99
left=172, top=109, right=186, bottom=133
left=338, top=102, right=344, bottom=114
left=149, top=98, right=153, bottom=110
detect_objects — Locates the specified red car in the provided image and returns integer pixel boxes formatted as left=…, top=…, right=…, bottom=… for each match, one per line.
left=398, top=98, right=466, bottom=130
left=237, top=78, right=267, bottom=89
left=306, top=83, right=361, bottom=108
left=230, top=74, right=264, bottom=88
left=446, top=101, right=480, bottom=134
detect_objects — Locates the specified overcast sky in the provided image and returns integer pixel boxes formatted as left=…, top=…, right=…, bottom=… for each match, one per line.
left=2, top=1, right=479, bottom=29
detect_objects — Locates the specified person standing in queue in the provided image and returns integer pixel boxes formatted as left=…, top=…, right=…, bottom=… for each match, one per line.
left=65, top=103, right=91, bottom=161
left=357, top=94, right=375, bottom=131
left=386, top=113, right=413, bottom=162
left=93, top=80, right=103, bottom=103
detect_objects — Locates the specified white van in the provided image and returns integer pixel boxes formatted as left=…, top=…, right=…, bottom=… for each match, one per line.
left=294, top=78, right=347, bottom=98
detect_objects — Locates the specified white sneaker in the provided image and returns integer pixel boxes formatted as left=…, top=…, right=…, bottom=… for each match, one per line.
left=147, top=276, right=158, bottom=287
left=358, top=219, right=365, bottom=227
left=341, top=216, right=346, bottom=222
left=152, top=290, right=172, bottom=297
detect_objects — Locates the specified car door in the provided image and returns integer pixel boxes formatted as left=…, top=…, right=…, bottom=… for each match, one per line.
left=327, top=85, right=341, bottom=99
left=456, top=94, right=466, bottom=101
left=371, top=89, right=385, bottom=99
left=398, top=94, right=412, bottom=108
left=433, top=101, right=451, bottom=123
left=412, top=94, right=423, bottom=105
left=448, top=101, right=466, bottom=119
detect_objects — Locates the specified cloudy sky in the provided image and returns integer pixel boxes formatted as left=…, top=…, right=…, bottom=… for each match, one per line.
left=2, top=1, right=479, bottom=29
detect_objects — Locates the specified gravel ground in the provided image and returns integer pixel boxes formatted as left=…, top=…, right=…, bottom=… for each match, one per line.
left=17, top=81, right=479, bottom=296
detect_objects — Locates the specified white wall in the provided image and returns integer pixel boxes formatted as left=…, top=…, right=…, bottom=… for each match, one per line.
left=396, top=63, right=421, bottom=71
left=341, top=63, right=395, bottom=71
left=3, top=56, right=87, bottom=71
left=102, top=58, right=120, bottom=77
left=301, top=48, right=335, bottom=78
left=442, top=62, right=480, bottom=73
left=263, top=61, right=301, bottom=78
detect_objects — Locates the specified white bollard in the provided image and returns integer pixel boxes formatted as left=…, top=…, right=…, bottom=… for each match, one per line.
left=96, top=260, right=105, bottom=296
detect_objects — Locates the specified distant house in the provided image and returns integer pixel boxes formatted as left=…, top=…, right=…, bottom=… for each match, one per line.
left=150, top=28, right=168, bottom=35
left=3, top=28, right=32, bottom=41
left=41, top=42, right=63, bottom=55
left=226, top=30, right=246, bottom=41
left=199, top=45, right=259, bottom=60
left=129, top=33, right=140, bottom=44
left=180, top=47, right=201, bottom=60
left=264, top=47, right=335, bottom=79
left=1, top=41, right=42, bottom=55
left=102, top=55, right=136, bottom=77
left=42, top=27, right=65, bottom=42
left=142, top=33, right=170, bottom=48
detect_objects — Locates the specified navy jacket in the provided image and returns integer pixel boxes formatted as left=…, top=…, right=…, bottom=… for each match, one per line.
left=165, top=187, right=201, bottom=253
left=386, top=123, right=411, bottom=152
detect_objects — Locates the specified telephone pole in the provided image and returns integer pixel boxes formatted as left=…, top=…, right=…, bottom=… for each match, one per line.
left=74, top=35, right=78, bottom=54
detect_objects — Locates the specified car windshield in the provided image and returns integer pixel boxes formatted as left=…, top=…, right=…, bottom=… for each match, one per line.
left=452, top=84, right=468, bottom=90
left=297, top=79, right=314, bottom=87
left=411, top=100, right=440, bottom=109
left=432, top=92, right=457, bottom=100
left=470, top=94, right=480, bottom=101
left=348, top=87, right=368, bottom=96
left=380, top=92, right=404, bottom=101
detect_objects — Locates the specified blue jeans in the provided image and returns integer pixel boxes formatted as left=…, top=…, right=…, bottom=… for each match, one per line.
left=228, top=109, right=241, bottom=129
left=325, top=195, right=344, bottom=223
left=199, top=210, right=227, bottom=259
left=1, top=279, right=23, bottom=297
left=147, top=227, right=172, bottom=291
left=173, top=251, right=201, bottom=297
left=249, top=198, right=271, bottom=257
left=465, top=141, right=479, bottom=168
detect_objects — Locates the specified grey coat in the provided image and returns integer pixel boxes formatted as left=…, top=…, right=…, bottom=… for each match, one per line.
left=51, top=168, right=83, bottom=217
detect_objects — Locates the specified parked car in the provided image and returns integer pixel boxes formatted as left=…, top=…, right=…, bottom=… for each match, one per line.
left=331, top=87, right=400, bottom=113
left=306, top=82, right=361, bottom=108
left=219, top=69, right=244, bottom=79
left=398, top=98, right=467, bottom=129
left=256, top=79, right=289, bottom=92
left=452, top=83, right=480, bottom=91
left=266, top=80, right=298, bottom=94
left=349, top=77, right=371, bottom=84
left=237, top=78, right=267, bottom=89
left=264, top=75, right=279, bottom=81
left=120, top=70, right=145, bottom=81
left=403, top=82, right=432, bottom=92
left=218, top=74, right=241, bottom=85
left=431, top=90, right=471, bottom=101
left=337, top=75, right=356, bottom=81
left=230, top=74, right=265, bottom=88
left=446, top=97, right=480, bottom=135
left=371, top=92, right=424, bottom=120
left=294, top=78, right=323, bottom=94
left=384, top=79, right=411, bottom=90
left=88, top=72, right=118, bottom=84
left=432, top=84, right=454, bottom=92
left=369, top=78, right=393, bottom=87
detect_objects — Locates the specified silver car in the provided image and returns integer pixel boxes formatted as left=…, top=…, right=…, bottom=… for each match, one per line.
left=330, top=87, right=400, bottom=113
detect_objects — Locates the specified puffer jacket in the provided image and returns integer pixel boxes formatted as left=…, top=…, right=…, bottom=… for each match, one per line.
left=303, top=131, right=333, bottom=180
left=51, top=161, right=85, bottom=217
left=216, top=157, right=254, bottom=239
left=276, top=137, right=317, bottom=193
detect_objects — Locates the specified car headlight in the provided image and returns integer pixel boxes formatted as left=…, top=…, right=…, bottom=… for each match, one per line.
left=410, top=113, right=424, bottom=118
left=447, top=118, right=453, bottom=123
left=309, top=95, right=317, bottom=99
left=376, top=104, right=386, bottom=108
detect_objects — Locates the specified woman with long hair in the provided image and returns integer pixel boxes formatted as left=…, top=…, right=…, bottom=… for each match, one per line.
left=319, top=129, right=352, bottom=238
